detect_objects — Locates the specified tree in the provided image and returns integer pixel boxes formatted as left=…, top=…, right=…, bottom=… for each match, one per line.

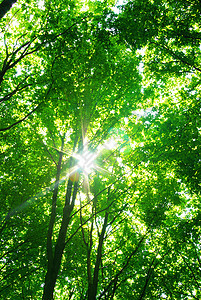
left=0, top=0, right=200, bottom=299
left=0, top=0, right=17, bottom=20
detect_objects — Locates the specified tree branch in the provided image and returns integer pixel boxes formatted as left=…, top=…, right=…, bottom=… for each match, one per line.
left=0, top=0, right=17, bottom=20
left=0, top=103, right=41, bottom=132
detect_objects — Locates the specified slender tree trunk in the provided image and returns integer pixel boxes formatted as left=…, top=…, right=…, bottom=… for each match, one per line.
left=42, top=185, right=78, bottom=299
left=42, top=135, right=79, bottom=299
left=42, top=172, right=79, bottom=299
left=0, top=0, right=17, bottom=19
left=87, top=212, right=108, bottom=300
left=42, top=138, right=64, bottom=300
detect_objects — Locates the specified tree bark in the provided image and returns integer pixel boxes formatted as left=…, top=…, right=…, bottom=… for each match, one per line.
left=0, top=0, right=17, bottom=20
left=87, top=212, right=108, bottom=300
left=42, top=177, right=79, bottom=299
left=42, top=138, right=65, bottom=300
left=42, top=136, right=79, bottom=299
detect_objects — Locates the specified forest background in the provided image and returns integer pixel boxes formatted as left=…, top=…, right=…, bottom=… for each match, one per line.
left=0, top=0, right=200, bottom=299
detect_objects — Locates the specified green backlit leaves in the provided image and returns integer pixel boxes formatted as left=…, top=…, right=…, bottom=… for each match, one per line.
left=0, top=0, right=200, bottom=299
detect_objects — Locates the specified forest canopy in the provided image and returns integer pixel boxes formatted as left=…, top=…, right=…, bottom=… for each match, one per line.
left=0, top=0, right=200, bottom=299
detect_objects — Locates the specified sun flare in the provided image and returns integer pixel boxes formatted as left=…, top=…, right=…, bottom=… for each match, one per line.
left=75, top=150, right=97, bottom=175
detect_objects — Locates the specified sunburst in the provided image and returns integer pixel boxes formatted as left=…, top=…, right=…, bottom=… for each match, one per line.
left=73, top=150, right=97, bottom=175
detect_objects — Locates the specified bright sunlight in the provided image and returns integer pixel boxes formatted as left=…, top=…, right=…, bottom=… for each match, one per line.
left=75, top=150, right=97, bottom=175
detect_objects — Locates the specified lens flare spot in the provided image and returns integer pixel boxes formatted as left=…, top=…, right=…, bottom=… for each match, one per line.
left=69, top=171, right=80, bottom=182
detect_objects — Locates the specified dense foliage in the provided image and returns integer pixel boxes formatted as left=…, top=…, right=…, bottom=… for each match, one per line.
left=0, top=0, right=200, bottom=299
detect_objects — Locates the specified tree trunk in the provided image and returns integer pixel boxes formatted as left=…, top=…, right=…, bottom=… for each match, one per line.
left=42, top=268, right=57, bottom=300
left=42, top=136, right=79, bottom=299
left=87, top=212, right=108, bottom=300
left=42, top=181, right=79, bottom=299
left=0, top=0, right=17, bottom=19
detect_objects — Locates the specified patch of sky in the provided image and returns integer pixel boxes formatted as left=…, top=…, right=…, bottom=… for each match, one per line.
left=136, top=48, right=146, bottom=57
left=137, top=62, right=144, bottom=75
left=112, top=0, right=127, bottom=14
left=124, top=117, right=128, bottom=125
left=38, top=127, right=47, bottom=136
left=15, top=65, right=22, bottom=76
left=38, top=0, right=45, bottom=10
left=176, top=206, right=196, bottom=220
left=136, top=48, right=146, bottom=76
left=0, top=34, right=4, bottom=47
left=132, top=107, right=158, bottom=119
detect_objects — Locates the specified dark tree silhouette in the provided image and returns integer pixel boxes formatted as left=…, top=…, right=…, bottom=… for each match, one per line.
left=0, top=0, right=17, bottom=19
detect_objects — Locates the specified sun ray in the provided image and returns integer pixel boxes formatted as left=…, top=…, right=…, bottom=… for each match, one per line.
left=6, top=130, right=119, bottom=219
left=94, top=165, right=112, bottom=175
